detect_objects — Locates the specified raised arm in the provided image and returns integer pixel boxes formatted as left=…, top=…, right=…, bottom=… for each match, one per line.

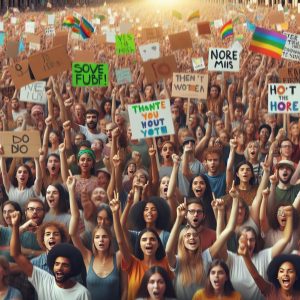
left=33, top=156, right=42, bottom=196
left=67, top=175, right=91, bottom=265
left=110, top=193, right=133, bottom=265
left=292, top=190, right=300, bottom=213
left=148, top=145, right=159, bottom=194
left=58, top=142, right=69, bottom=184
left=0, top=145, right=10, bottom=191
left=267, top=172, right=278, bottom=215
left=165, top=202, right=186, bottom=269
left=271, top=206, right=293, bottom=258
left=238, top=233, right=272, bottom=295
left=10, top=211, right=33, bottom=277
left=195, top=112, right=213, bottom=158
left=226, top=138, right=237, bottom=188
left=259, top=188, right=270, bottom=234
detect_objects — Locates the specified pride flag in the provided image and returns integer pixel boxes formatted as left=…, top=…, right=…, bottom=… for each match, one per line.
left=220, top=20, right=233, bottom=39
left=187, top=10, right=200, bottom=22
left=80, top=16, right=94, bottom=39
left=63, top=16, right=79, bottom=27
left=249, top=26, right=287, bottom=59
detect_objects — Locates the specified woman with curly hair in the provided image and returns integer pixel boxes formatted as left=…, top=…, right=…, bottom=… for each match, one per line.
left=192, top=259, right=241, bottom=300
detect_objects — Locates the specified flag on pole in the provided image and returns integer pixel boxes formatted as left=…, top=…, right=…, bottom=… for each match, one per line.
left=187, top=10, right=200, bottom=22
left=220, top=20, right=233, bottom=39
left=249, top=26, right=287, bottom=59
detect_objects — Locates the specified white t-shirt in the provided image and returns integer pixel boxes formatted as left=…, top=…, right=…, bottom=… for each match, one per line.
left=78, top=125, right=107, bottom=144
left=29, top=266, right=91, bottom=300
left=8, top=185, right=37, bottom=211
left=227, top=248, right=272, bottom=300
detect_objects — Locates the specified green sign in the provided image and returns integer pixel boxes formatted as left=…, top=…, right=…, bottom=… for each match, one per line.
left=72, top=63, right=108, bottom=87
left=115, top=34, right=136, bottom=55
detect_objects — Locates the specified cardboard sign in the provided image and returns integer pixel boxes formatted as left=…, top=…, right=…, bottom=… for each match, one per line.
left=197, top=21, right=211, bottom=35
left=169, top=31, right=192, bottom=51
left=192, top=57, right=205, bottom=71
left=73, top=50, right=94, bottom=62
left=282, top=32, right=300, bottom=61
left=20, top=81, right=47, bottom=104
left=279, top=67, right=300, bottom=83
left=142, top=27, right=163, bottom=41
left=143, top=55, right=178, bottom=84
left=45, top=26, right=55, bottom=37
left=139, top=42, right=160, bottom=62
left=8, top=60, right=34, bottom=89
left=172, top=73, right=208, bottom=99
left=72, top=63, right=108, bottom=87
left=268, top=84, right=300, bottom=113
left=28, top=45, right=71, bottom=80
left=25, top=21, right=35, bottom=33
left=208, top=48, right=240, bottom=72
left=29, top=42, right=41, bottom=51
left=128, top=99, right=174, bottom=139
left=53, top=31, right=68, bottom=47
left=115, top=34, right=136, bottom=55
left=0, top=131, right=41, bottom=158
left=115, top=68, right=132, bottom=85
left=10, top=17, right=17, bottom=25
left=6, top=41, right=19, bottom=58
left=0, top=86, right=15, bottom=99
left=269, top=11, right=285, bottom=25
left=296, top=14, right=300, bottom=27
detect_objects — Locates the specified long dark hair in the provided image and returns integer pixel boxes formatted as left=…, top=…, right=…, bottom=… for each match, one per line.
left=135, top=266, right=176, bottom=299
left=12, top=164, right=34, bottom=188
left=204, top=259, right=235, bottom=297
left=45, top=184, right=69, bottom=213
left=234, top=161, right=255, bottom=186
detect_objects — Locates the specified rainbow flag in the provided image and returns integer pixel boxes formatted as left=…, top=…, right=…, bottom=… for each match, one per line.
left=220, top=20, right=233, bottom=39
left=63, top=16, right=79, bottom=27
left=80, top=16, right=94, bottom=39
left=249, top=26, right=287, bottom=59
left=187, top=10, right=200, bottom=22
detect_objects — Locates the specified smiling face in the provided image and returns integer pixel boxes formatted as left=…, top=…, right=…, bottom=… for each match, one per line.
left=78, top=153, right=94, bottom=173
left=43, top=226, right=62, bottom=251
left=209, top=265, right=227, bottom=293
left=91, top=187, right=107, bottom=207
left=133, top=170, right=147, bottom=187
left=46, top=185, right=60, bottom=209
left=94, top=228, right=110, bottom=252
left=183, top=227, right=200, bottom=251
left=147, top=272, right=166, bottom=300
left=277, top=261, right=297, bottom=292
left=192, top=176, right=206, bottom=198
left=140, top=231, right=159, bottom=257
left=143, top=202, right=158, bottom=225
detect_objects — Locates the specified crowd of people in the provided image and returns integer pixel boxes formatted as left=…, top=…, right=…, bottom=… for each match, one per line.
left=0, top=0, right=300, bottom=299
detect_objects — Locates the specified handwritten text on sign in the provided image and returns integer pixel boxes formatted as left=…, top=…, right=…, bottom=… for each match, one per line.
left=20, top=81, right=47, bottom=104
left=282, top=32, right=300, bottom=62
left=128, top=100, right=174, bottom=139
left=172, top=73, right=208, bottom=99
left=115, top=34, right=136, bottom=55
left=208, top=48, right=240, bottom=72
left=72, top=63, right=108, bottom=87
left=268, top=84, right=300, bottom=113
left=0, top=131, right=41, bottom=158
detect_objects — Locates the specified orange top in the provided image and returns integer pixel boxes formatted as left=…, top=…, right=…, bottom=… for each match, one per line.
left=122, top=255, right=173, bottom=300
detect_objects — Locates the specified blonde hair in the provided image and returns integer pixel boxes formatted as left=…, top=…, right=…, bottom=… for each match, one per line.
left=92, top=225, right=114, bottom=257
left=177, top=226, right=204, bottom=286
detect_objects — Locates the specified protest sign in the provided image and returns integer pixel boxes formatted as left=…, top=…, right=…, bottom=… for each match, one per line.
left=72, top=63, right=108, bottom=87
left=296, top=14, right=300, bottom=27
left=192, top=57, right=205, bottom=71
left=197, top=21, right=211, bottom=35
left=115, top=34, right=136, bottom=55
left=115, top=68, right=132, bottom=85
left=48, top=14, right=55, bottom=25
left=128, top=99, right=174, bottom=139
left=26, top=34, right=40, bottom=44
left=141, top=27, right=163, bottom=41
left=28, top=45, right=71, bottom=80
left=268, top=84, right=300, bottom=113
left=168, top=31, right=192, bottom=51
left=172, top=73, right=208, bottom=99
left=212, top=19, right=223, bottom=28
left=0, top=131, right=41, bottom=158
left=106, top=30, right=116, bottom=43
left=0, top=22, right=4, bottom=31
left=11, top=17, right=17, bottom=25
left=269, top=11, right=285, bottom=25
left=282, top=32, right=300, bottom=61
left=29, top=42, right=41, bottom=51
left=20, top=81, right=47, bottom=104
left=279, top=67, right=300, bottom=83
left=8, top=60, right=34, bottom=89
left=25, top=21, right=35, bottom=33
left=0, top=86, right=15, bottom=99
left=231, top=40, right=243, bottom=54
left=53, top=31, right=68, bottom=47
left=208, top=48, right=240, bottom=72
left=74, top=50, right=94, bottom=62
left=139, top=42, right=160, bottom=62
left=6, top=41, right=19, bottom=59
left=120, top=21, right=131, bottom=34
left=143, top=55, right=178, bottom=84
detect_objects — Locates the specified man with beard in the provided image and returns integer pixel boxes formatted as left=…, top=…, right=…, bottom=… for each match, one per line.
left=72, top=109, right=107, bottom=144
left=185, top=198, right=216, bottom=251
left=10, top=211, right=91, bottom=299
left=268, top=160, right=300, bottom=210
